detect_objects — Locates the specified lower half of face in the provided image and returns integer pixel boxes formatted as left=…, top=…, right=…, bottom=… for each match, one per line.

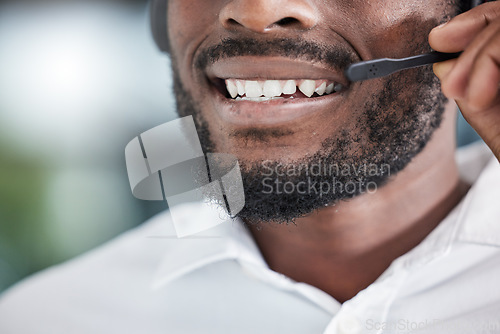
left=168, top=1, right=457, bottom=223
left=173, top=62, right=447, bottom=223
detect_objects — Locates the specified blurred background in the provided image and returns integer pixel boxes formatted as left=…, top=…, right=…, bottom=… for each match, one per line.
left=0, top=0, right=481, bottom=293
left=0, top=0, right=176, bottom=293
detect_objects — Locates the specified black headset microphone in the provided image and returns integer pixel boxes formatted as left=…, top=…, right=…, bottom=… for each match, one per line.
left=149, top=0, right=490, bottom=81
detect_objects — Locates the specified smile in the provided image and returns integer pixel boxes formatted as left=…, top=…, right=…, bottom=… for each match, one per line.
left=224, top=79, right=344, bottom=101
left=205, top=56, right=351, bottom=125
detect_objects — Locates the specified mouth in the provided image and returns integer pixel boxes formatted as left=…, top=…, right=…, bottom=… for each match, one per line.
left=219, top=78, right=344, bottom=101
left=205, top=57, right=352, bottom=126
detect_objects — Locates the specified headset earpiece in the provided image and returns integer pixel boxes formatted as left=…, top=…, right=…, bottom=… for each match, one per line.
left=150, top=0, right=169, bottom=53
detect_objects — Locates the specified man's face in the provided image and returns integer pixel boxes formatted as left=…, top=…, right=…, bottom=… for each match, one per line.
left=167, top=0, right=458, bottom=223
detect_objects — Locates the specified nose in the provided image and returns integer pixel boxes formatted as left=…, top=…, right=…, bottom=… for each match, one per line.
left=219, top=0, right=318, bottom=34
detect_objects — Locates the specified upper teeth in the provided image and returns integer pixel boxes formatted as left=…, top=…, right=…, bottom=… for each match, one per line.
left=224, top=79, right=343, bottom=99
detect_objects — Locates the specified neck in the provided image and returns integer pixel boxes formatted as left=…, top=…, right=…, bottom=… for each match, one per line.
left=248, top=102, right=469, bottom=303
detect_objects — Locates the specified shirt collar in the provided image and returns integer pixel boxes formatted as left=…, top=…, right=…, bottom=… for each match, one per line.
left=151, top=216, right=267, bottom=290
left=150, top=212, right=342, bottom=313
left=456, top=156, right=500, bottom=246
left=151, top=141, right=499, bottom=295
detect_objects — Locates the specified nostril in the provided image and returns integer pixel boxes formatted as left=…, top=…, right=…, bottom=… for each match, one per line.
left=226, top=18, right=239, bottom=27
left=219, top=2, right=318, bottom=33
left=275, top=17, right=300, bottom=26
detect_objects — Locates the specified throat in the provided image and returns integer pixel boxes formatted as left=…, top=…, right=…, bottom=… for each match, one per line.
left=248, top=227, right=400, bottom=303
left=269, top=250, right=395, bottom=303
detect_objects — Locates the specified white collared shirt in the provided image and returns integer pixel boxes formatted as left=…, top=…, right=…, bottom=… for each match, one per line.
left=0, top=142, right=499, bottom=334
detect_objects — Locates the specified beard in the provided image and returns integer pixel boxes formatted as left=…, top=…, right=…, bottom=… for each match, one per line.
left=170, top=38, right=448, bottom=225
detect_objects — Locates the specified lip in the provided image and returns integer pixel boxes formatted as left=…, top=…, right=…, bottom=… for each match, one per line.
left=206, top=56, right=349, bottom=85
left=210, top=86, right=345, bottom=126
left=205, top=56, right=350, bottom=126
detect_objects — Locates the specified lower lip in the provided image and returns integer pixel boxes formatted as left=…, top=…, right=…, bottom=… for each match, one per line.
left=210, top=85, right=346, bottom=126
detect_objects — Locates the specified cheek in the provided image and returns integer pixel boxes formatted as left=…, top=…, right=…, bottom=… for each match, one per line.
left=167, top=0, right=223, bottom=71
left=347, top=0, right=447, bottom=58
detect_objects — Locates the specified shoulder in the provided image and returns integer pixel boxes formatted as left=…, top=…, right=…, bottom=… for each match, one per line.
left=0, top=210, right=173, bottom=333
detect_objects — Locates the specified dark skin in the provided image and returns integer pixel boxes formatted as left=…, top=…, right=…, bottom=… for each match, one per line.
left=167, top=0, right=500, bottom=302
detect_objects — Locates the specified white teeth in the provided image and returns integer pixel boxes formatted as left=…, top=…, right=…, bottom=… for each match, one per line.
left=226, top=80, right=238, bottom=98
left=245, top=81, right=263, bottom=98
left=236, top=81, right=245, bottom=96
left=263, top=80, right=282, bottom=98
left=326, top=83, right=335, bottom=94
left=299, top=80, right=316, bottom=97
left=315, top=82, right=326, bottom=95
left=282, top=80, right=297, bottom=95
left=224, top=79, right=343, bottom=100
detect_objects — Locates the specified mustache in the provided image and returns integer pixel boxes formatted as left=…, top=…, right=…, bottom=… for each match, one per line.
left=195, top=37, right=357, bottom=72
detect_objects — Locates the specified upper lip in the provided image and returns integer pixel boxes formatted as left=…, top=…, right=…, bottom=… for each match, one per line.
left=205, top=56, right=350, bottom=87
